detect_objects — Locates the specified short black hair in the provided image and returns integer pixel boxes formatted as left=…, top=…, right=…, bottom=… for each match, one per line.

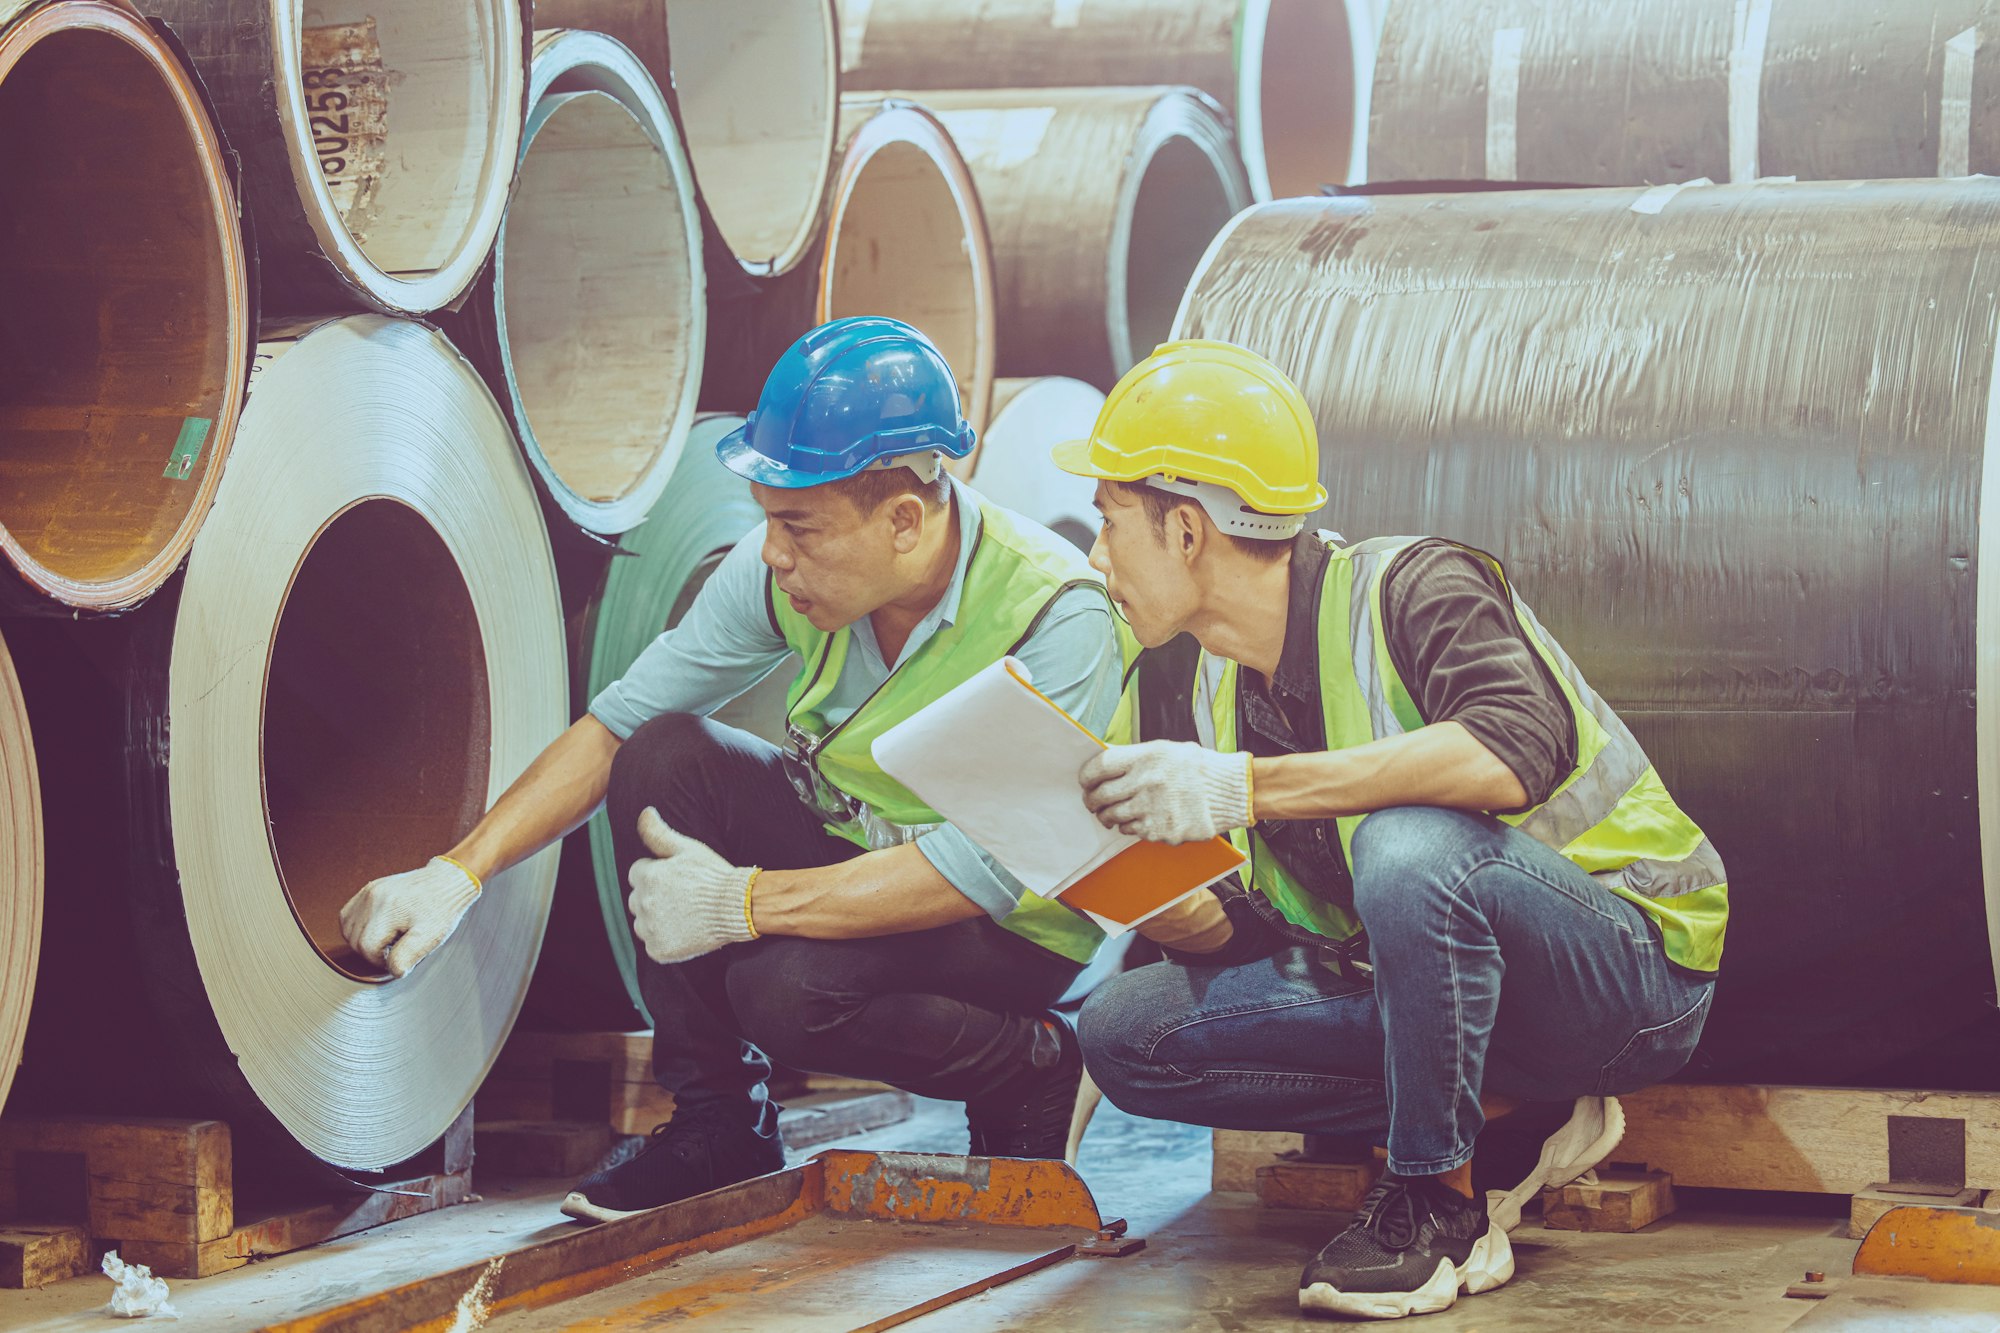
left=832, top=464, right=951, bottom=515
left=1105, top=480, right=1291, bottom=562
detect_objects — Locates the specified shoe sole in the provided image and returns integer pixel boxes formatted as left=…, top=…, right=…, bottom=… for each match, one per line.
left=1299, top=1223, right=1515, bottom=1319
left=1485, top=1095, right=1627, bottom=1233
left=559, top=1191, right=647, bottom=1225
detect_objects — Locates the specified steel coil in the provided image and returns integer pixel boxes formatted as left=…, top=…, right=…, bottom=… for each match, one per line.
left=923, top=88, right=1250, bottom=391
left=143, top=0, right=525, bottom=314
left=445, top=28, right=705, bottom=538
left=12, top=316, right=565, bottom=1169
left=0, top=627, right=38, bottom=1116
left=1175, top=179, right=2000, bottom=1088
left=835, top=0, right=1373, bottom=201
left=969, top=378, right=1105, bottom=553
left=1368, top=0, right=2000, bottom=187
left=0, top=0, right=249, bottom=613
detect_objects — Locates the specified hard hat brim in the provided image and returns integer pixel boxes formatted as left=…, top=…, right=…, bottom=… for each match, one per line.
left=1051, top=436, right=1125, bottom=481
left=715, top=421, right=838, bottom=489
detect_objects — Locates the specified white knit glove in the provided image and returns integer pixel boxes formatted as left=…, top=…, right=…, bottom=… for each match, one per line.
left=339, top=857, right=482, bottom=978
left=628, top=808, right=760, bottom=964
left=1079, top=741, right=1253, bottom=845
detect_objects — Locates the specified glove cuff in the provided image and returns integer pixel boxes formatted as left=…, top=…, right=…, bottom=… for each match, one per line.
left=1202, top=750, right=1254, bottom=833
left=426, top=856, right=483, bottom=913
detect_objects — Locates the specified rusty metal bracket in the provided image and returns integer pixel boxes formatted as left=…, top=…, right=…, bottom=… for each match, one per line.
left=1853, top=1204, right=2000, bottom=1286
left=1076, top=1215, right=1147, bottom=1258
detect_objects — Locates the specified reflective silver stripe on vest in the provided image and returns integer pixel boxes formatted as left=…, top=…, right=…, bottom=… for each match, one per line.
left=1349, top=546, right=1407, bottom=739
left=1506, top=599, right=1653, bottom=851
left=1194, top=652, right=1226, bottom=749
left=1594, top=837, right=1726, bottom=901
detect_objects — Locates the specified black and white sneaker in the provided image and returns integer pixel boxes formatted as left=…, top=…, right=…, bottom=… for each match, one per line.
left=1299, top=1172, right=1514, bottom=1319
left=559, top=1098, right=785, bottom=1223
left=965, top=1014, right=1082, bottom=1159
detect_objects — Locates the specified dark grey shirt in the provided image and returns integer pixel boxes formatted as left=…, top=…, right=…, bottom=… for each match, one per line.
left=1237, top=535, right=1577, bottom=914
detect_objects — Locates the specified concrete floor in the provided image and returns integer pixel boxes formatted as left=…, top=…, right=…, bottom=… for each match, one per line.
left=3, top=1097, right=1988, bottom=1331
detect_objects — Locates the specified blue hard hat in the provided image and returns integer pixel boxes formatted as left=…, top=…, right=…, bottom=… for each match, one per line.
left=715, top=316, right=976, bottom=488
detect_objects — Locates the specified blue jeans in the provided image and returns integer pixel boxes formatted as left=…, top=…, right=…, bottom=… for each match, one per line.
left=1079, top=807, right=1715, bottom=1176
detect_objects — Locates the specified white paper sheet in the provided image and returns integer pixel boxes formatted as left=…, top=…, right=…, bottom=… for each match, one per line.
left=873, top=657, right=1123, bottom=897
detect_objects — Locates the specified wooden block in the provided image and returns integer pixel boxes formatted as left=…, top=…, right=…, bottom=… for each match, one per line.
left=1212, top=1130, right=1304, bottom=1193
left=473, top=1077, right=557, bottom=1123
left=802, top=1074, right=898, bottom=1094
left=1542, top=1168, right=1676, bottom=1232
left=607, top=1084, right=677, bottom=1138
left=1619, top=1084, right=2000, bottom=1196
left=476, top=1121, right=618, bottom=1178
left=87, top=1176, right=224, bottom=1246
left=778, top=1091, right=915, bottom=1151
left=1256, top=1155, right=1383, bottom=1212
left=493, top=1030, right=652, bottom=1083
left=0, top=1224, right=90, bottom=1288
left=0, top=1116, right=232, bottom=1243
left=1849, top=1186, right=1980, bottom=1239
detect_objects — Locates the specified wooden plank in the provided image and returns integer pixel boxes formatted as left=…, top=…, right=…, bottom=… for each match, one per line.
left=1542, top=1169, right=1676, bottom=1233
left=607, top=1084, right=677, bottom=1138
left=476, top=1121, right=624, bottom=1178
left=0, top=1223, right=90, bottom=1288
left=1255, top=1156, right=1381, bottom=1212
left=1850, top=1187, right=1980, bottom=1240
left=493, top=1031, right=652, bottom=1083
left=779, top=1091, right=915, bottom=1151
left=474, top=1077, right=557, bottom=1123
left=1212, top=1130, right=1303, bottom=1193
left=1619, top=1085, right=2000, bottom=1195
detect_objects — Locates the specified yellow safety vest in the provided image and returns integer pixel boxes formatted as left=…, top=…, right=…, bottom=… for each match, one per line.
left=773, top=495, right=1135, bottom=963
left=1198, top=534, right=1727, bottom=974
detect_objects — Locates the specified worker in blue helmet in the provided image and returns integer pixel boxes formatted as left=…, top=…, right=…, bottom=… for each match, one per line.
left=335, top=317, right=1214, bottom=1222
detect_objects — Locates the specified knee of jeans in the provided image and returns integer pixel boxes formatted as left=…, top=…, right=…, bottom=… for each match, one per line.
left=1350, top=806, right=1483, bottom=921
left=607, top=713, right=710, bottom=819
left=726, top=944, right=863, bottom=1069
left=1077, top=975, right=1172, bottom=1109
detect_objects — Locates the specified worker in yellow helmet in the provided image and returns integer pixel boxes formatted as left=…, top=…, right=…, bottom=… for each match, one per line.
left=1053, top=341, right=1727, bottom=1321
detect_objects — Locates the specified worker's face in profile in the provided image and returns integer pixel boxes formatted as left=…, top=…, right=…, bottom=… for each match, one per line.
left=753, top=481, right=921, bottom=631
left=1088, top=482, right=1200, bottom=648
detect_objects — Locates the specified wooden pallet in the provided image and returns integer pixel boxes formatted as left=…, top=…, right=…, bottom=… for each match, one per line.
left=478, top=1029, right=675, bottom=1137
left=0, top=1104, right=474, bottom=1281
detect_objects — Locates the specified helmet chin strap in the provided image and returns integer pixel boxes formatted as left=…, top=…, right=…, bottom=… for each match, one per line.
left=1145, top=474, right=1309, bottom=540
left=865, top=451, right=947, bottom=483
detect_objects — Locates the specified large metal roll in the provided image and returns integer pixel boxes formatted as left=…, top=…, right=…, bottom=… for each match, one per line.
left=969, top=378, right=1105, bottom=553
left=536, top=0, right=837, bottom=280
left=825, top=96, right=995, bottom=435
left=0, top=627, right=38, bottom=1115
left=0, top=0, right=249, bottom=613
left=446, top=29, right=705, bottom=538
left=924, top=88, right=1251, bottom=392
left=11, top=316, right=565, bottom=1169
left=1368, top=0, right=2000, bottom=187
left=836, top=0, right=1372, bottom=201
left=1175, top=179, right=2000, bottom=1089
left=527, top=416, right=789, bottom=1028
left=142, top=0, right=524, bottom=314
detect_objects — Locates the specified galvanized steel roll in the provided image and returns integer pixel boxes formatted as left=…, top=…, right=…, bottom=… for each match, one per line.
left=826, top=96, right=996, bottom=436
left=0, top=0, right=250, bottom=614
left=530, top=417, right=788, bottom=1027
left=1174, top=178, right=2000, bottom=1089
left=1368, top=0, right=2000, bottom=186
left=836, top=0, right=1374, bottom=200
left=142, top=0, right=525, bottom=314
left=12, top=316, right=565, bottom=1169
left=970, top=378, right=1106, bottom=553
left=0, top=627, right=38, bottom=1116
left=536, top=0, right=837, bottom=280
left=446, top=29, right=705, bottom=538
left=924, top=88, right=1251, bottom=391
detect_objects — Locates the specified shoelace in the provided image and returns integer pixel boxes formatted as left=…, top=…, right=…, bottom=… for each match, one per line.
left=1353, top=1176, right=1422, bottom=1250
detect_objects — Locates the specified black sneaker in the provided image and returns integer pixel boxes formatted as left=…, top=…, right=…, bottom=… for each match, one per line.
left=965, top=1014, right=1082, bottom=1159
left=559, top=1098, right=785, bottom=1223
left=1298, top=1172, right=1514, bottom=1319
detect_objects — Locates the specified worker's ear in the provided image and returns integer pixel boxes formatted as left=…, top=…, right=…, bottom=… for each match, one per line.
left=886, top=492, right=926, bottom=554
left=1169, top=501, right=1205, bottom=563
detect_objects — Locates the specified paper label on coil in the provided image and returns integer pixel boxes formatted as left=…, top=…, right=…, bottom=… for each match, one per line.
left=839, top=0, right=874, bottom=72
left=1630, top=177, right=1713, bottom=215
left=300, top=21, right=389, bottom=244
left=164, top=417, right=212, bottom=481
left=1729, top=0, right=1772, bottom=182
left=1942, top=27, right=1982, bottom=177
left=943, top=107, right=1058, bottom=171
left=1052, top=0, right=1084, bottom=27
left=1485, top=27, right=1525, bottom=180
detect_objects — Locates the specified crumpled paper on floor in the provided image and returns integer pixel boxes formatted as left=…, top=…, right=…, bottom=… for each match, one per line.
left=101, top=1251, right=179, bottom=1320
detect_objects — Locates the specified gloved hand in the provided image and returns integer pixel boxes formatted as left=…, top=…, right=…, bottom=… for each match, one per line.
left=339, top=857, right=482, bottom=978
left=628, top=808, right=760, bottom=964
left=1079, top=740, right=1253, bottom=845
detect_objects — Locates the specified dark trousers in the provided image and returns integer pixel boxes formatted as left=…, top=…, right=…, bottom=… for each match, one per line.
left=606, top=713, right=1083, bottom=1135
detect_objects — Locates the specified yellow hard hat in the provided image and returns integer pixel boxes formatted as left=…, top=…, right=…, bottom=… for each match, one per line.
left=1052, top=339, right=1328, bottom=519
